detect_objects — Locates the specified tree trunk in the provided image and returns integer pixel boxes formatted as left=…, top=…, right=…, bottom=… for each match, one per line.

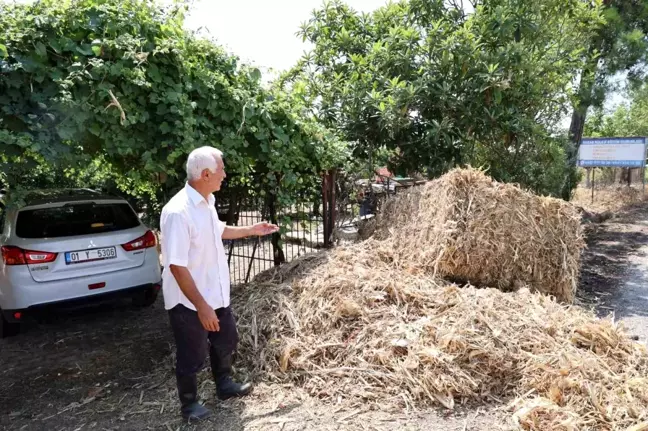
left=267, top=192, right=285, bottom=266
left=617, top=168, right=632, bottom=185
left=627, top=168, right=632, bottom=186
left=561, top=57, right=598, bottom=201
left=561, top=109, right=588, bottom=200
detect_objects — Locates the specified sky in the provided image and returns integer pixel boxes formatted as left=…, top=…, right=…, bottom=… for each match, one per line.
left=183, top=0, right=388, bottom=78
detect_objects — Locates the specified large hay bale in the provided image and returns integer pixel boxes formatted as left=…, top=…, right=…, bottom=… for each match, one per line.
left=378, top=168, right=584, bottom=302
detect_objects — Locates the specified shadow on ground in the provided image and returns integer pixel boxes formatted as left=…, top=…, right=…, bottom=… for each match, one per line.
left=578, top=204, right=648, bottom=336
left=0, top=298, right=248, bottom=430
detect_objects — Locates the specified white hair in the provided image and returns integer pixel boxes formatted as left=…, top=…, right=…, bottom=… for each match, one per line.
left=186, top=146, right=223, bottom=181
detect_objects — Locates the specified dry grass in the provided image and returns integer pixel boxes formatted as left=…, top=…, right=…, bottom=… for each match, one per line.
left=573, top=185, right=648, bottom=214
left=232, top=168, right=648, bottom=430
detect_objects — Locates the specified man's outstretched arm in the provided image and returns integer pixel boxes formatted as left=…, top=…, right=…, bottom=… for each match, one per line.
left=222, top=222, right=279, bottom=240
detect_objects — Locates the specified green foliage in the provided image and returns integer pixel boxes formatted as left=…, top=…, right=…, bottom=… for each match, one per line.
left=580, top=83, right=648, bottom=189
left=0, top=0, right=347, bottom=223
left=563, top=0, right=648, bottom=199
left=587, top=0, right=648, bottom=99
left=285, top=0, right=602, bottom=196
left=0, top=153, right=160, bottom=223
left=475, top=135, right=579, bottom=196
left=586, top=84, right=648, bottom=138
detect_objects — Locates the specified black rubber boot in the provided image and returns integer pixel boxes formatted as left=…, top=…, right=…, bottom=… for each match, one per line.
left=211, top=353, right=253, bottom=400
left=177, top=374, right=212, bottom=421
left=216, top=376, right=253, bottom=401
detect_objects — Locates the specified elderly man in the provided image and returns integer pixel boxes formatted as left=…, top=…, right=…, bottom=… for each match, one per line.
left=160, top=146, right=278, bottom=421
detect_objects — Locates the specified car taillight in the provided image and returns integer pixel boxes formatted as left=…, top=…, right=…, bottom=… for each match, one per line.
left=1, top=246, right=26, bottom=265
left=1, top=246, right=57, bottom=265
left=122, top=230, right=157, bottom=251
left=24, top=250, right=58, bottom=264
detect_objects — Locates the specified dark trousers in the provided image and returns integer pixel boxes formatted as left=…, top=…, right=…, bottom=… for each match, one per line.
left=168, top=304, right=239, bottom=384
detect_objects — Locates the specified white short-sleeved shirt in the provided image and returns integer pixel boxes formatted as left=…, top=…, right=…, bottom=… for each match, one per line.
left=160, top=183, right=230, bottom=311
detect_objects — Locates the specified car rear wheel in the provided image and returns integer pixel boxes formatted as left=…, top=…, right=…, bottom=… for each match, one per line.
left=132, top=285, right=159, bottom=307
left=0, top=311, right=20, bottom=338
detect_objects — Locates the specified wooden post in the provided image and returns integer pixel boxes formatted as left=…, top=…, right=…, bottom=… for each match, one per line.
left=591, top=168, right=595, bottom=204
left=268, top=191, right=285, bottom=266
left=322, top=172, right=330, bottom=248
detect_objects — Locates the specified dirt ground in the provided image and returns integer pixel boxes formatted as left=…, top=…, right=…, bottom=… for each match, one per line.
left=2, top=198, right=648, bottom=431
left=0, top=296, right=512, bottom=431
left=577, top=203, right=648, bottom=344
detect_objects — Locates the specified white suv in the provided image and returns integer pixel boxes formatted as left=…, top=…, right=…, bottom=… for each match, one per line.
left=0, top=189, right=162, bottom=337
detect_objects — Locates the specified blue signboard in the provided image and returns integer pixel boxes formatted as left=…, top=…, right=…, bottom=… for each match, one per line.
left=578, top=136, right=647, bottom=168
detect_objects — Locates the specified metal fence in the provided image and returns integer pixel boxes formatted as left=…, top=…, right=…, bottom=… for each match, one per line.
left=215, top=175, right=331, bottom=285
left=218, top=200, right=326, bottom=285
left=216, top=170, right=418, bottom=285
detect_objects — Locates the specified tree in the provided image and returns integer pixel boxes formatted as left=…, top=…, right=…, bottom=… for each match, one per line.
left=562, top=0, right=648, bottom=199
left=586, top=84, right=648, bottom=138
left=284, top=0, right=601, bottom=196
left=0, top=0, right=348, bottom=220
left=583, top=83, right=648, bottom=186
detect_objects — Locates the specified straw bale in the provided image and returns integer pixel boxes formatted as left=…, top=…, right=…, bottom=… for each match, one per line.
left=378, top=169, right=585, bottom=302
left=376, top=168, right=584, bottom=303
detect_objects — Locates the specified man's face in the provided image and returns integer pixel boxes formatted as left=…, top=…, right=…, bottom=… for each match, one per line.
left=209, top=158, right=226, bottom=192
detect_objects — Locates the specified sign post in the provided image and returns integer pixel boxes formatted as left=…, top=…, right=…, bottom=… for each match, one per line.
left=578, top=136, right=647, bottom=203
left=591, top=168, right=595, bottom=204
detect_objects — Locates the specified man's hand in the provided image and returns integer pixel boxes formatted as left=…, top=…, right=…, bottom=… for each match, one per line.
left=249, top=221, right=279, bottom=236
left=197, top=304, right=220, bottom=332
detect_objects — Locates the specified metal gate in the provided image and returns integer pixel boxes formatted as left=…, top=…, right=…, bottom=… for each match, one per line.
left=216, top=171, right=337, bottom=285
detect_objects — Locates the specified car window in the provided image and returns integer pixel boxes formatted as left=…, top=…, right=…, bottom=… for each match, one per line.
left=16, top=202, right=140, bottom=239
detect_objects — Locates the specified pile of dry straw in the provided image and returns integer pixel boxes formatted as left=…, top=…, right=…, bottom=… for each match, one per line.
left=233, top=168, right=648, bottom=430
left=573, top=184, right=647, bottom=214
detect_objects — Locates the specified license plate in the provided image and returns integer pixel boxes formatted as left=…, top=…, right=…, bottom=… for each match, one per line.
left=65, top=247, right=117, bottom=264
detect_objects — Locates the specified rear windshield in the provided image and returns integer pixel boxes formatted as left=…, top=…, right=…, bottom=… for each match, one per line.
left=16, top=202, right=140, bottom=238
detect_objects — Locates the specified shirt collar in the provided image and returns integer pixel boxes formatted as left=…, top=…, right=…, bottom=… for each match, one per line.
left=185, top=182, right=215, bottom=207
